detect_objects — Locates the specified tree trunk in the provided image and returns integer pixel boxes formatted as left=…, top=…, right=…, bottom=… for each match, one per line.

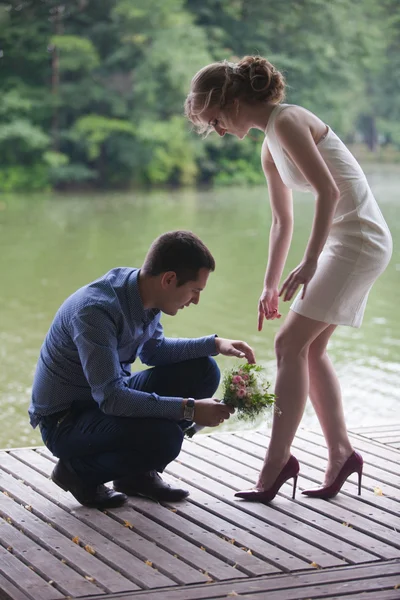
left=364, top=114, right=378, bottom=152
left=51, top=5, right=64, bottom=152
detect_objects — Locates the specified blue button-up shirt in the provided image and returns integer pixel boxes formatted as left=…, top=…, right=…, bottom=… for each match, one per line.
left=29, top=268, right=217, bottom=428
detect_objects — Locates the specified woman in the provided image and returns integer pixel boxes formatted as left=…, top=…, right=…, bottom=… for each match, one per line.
left=185, top=56, right=392, bottom=503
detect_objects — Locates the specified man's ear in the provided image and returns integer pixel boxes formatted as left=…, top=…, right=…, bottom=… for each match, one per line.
left=160, top=271, right=177, bottom=289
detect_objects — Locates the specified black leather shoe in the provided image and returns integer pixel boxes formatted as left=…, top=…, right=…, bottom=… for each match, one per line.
left=113, top=470, right=189, bottom=502
left=51, top=460, right=127, bottom=508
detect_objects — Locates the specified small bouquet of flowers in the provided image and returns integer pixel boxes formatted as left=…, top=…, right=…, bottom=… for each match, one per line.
left=184, top=363, right=276, bottom=437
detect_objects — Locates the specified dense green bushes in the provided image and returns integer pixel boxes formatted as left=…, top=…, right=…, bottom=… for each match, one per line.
left=0, top=0, right=399, bottom=191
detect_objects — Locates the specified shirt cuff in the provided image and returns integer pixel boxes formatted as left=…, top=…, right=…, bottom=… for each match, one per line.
left=157, top=394, right=184, bottom=420
left=204, top=333, right=219, bottom=356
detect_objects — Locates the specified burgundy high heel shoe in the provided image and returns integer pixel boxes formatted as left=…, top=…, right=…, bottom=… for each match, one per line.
left=234, top=455, right=300, bottom=504
left=302, top=451, right=363, bottom=499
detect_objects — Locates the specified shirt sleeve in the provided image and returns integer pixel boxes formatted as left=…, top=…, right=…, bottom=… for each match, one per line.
left=71, top=306, right=184, bottom=420
left=139, top=319, right=218, bottom=366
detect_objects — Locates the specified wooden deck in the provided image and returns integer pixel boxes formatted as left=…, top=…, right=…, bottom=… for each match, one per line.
left=0, top=425, right=399, bottom=600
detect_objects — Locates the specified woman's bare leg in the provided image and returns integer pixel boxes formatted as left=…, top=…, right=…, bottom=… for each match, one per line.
left=257, top=311, right=329, bottom=490
left=308, top=326, right=354, bottom=485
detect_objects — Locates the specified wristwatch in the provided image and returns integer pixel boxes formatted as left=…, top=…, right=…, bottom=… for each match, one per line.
left=183, top=398, right=195, bottom=421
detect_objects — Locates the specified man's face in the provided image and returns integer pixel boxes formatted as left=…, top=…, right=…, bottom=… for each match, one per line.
left=160, top=267, right=210, bottom=316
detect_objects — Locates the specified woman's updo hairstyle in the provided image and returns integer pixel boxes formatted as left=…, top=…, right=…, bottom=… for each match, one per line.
left=185, top=55, right=285, bottom=133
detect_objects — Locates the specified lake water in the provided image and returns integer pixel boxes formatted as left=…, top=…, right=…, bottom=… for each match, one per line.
left=0, top=170, right=399, bottom=449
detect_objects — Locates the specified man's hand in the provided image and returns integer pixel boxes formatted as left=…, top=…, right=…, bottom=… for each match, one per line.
left=215, top=337, right=256, bottom=364
left=194, top=398, right=234, bottom=427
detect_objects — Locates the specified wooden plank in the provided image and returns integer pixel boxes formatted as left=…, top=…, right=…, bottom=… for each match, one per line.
left=0, top=572, right=31, bottom=600
left=322, top=592, right=400, bottom=600
left=0, top=455, right=169, bottom=590
left=350, top=424, right=400, bottom=433
left=302, top=428, right=400, bottom=467
left=169, top=449, right=362, bottom=565
left=7, top=450, right=243, bottom=584
left=218, top=574, right=400, bottom=599
left=83, top=560, right=400, bottom=599
left=30, top=450, right=275, bottom=579
left=240, top=431, right=400, bottom=512
left=372, top=435, right=400, bottom=444
left=252, top=428, right=400, bottom=483
left=0, top=517, right=103, bottom=598
left=148, top=476, right=310, bottom=572
left=32, top=448, right=345, bottom=570
left=178, top=439, right=385, bottom=562
left=225, top=432, right=400, bottom=532
left=0, top=544, right=64, bottom=600
left=113, top=499, right=271, bottom=577
left=164, top=461, right=342, bottom=569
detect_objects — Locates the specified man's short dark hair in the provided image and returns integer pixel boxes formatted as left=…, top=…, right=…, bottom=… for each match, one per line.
left=142, top=230, right=215, bottom=285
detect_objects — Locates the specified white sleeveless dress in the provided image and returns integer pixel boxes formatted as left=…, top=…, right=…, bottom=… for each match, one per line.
left=265, top=104, right=393, bottom=328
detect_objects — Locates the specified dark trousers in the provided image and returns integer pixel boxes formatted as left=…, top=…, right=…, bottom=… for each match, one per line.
left=39, top=357, right=220, bottom=485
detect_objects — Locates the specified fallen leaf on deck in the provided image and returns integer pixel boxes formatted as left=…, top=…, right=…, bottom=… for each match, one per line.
left=311, top=561, right=321, bottom=569
left=72, top=536, right=79, bottom=544
left=24, top=505, right=32, bottom=511
left=227, top=592, right=239, bottom=597
left=3, top=491, right=9, bottom=496
left=6, top=546, right=12, bottom=552
left=6, top=518, right=12, bottom=524
left=169, top=508, right=177, bottom=512
left=145, top=560, right=153, bottom=567
left=394, top=583, right=400, bottom=589
left=85, top=545, right=95, bottom=555
left=85, top=576, right=95, bottom=582
left=374, top=486, right=383, bottom=496
left=61, top=559, right=67, bottom=564
left=200, top=546, right=206, bottom=551
left=342, top=522, right=353, bottom=528
left=48, top=581, right=54, bottom=586
left=247, top=549, right=252, bottom=555
left=123, top=520, right=133, bottom=529
left=229, top=538, right=235, bottom=544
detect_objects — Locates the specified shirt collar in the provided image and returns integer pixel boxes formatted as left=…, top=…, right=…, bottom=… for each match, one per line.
left=128, top=268, right=160, bottom=324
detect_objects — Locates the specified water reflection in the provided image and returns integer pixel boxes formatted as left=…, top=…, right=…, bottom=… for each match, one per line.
left=0, top=174, right=399, bottom=448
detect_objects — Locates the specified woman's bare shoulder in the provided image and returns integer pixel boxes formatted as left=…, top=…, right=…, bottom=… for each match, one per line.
left=275, top=105, right=327, bottom=143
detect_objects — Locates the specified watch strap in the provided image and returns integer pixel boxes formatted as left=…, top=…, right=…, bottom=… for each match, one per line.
left=183, top=397, right=195, bottom=421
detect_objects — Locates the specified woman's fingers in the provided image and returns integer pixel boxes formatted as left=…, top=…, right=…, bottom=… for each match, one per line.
left=258, top=304, right=265, bottom=331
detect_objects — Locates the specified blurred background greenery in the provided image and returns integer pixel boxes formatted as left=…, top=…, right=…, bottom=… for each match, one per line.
left=1, top=0, right=400, bottom=192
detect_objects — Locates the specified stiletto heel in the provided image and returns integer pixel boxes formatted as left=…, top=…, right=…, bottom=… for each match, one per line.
left=302, top=451, right=363, bottom=499
left=357, top=467, right=362, bottom=496
left=235, top=455, right=300, bottom=505
left=292, top=474, right=298, bottom=499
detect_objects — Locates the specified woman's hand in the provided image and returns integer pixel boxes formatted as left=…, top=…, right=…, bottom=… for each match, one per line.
left=279, top=259, right=317, bottom=302
left=258, top=288, right=282, bottom=331
left=215, top=337, right=256, bottom=364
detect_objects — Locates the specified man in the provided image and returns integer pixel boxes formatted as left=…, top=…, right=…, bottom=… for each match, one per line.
left=29, top=230, right=255, bottom=509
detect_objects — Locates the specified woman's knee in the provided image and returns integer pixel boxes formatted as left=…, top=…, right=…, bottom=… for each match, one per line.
left=274, top=329, right=308, bottom=362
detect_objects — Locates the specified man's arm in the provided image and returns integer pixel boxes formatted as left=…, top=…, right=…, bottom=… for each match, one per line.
left=138, top=319, right=218, bottom=366
left=71, top=306, right=184, bottom=420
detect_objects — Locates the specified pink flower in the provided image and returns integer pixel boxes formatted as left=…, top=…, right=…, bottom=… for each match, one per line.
left=242, top=374, right=249, bottom=381
left=232, top=375, right=243, bottom=384
left=237, top=388, right=246, bottom=398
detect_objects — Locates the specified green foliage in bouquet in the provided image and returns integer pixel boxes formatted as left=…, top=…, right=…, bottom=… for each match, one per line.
left=222, top=363, right=276, bottom=421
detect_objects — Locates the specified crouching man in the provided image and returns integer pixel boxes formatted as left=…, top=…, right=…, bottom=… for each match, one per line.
left=29, top=231, right=255, bottom=508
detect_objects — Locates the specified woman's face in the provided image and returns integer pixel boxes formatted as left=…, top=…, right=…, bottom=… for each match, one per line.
left=199, top=102, right=250, bottom=140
